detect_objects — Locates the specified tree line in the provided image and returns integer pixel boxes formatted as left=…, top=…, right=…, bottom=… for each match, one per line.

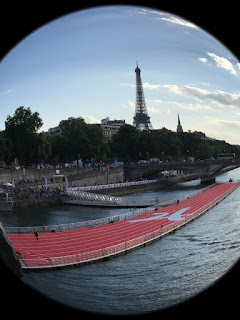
left=0, top=106, right=109, bottom=167
left=0, top=106, right=239, bottom=167
left=110, top=124, right=239, bottom=162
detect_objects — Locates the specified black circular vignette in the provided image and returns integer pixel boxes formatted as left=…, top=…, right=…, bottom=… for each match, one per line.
left=0, top=1, right=239, bottom=319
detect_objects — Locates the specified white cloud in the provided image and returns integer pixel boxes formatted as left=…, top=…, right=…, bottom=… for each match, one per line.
left=207, top=52, right=237, bottom=75
left=162, top=84, right=183, bottom=95
left=135, top=9, right=199, bottom=30
left=120, top=83, right=135, bottom=88
left=128, top=100, right=135, bottom=109
left=84, top=115, right=100, bottom=124
left=161, top=83, right=240, bottom=108
left=237, top=63, right=240, bottom=70
left=146, top=99, right=168, bottom=113
left=124, top=78, right=240, bottom=119
left=146, top=98, right=212, bottom=112
left=143, top=82, right=183, bottom=94
left=149, top=10, right=165, bottom=16
left=147, top=106, right=161, bottom=113
left=121, top=100, right=136, bottom=111
left=207, top=118, right=240, bottom=128
left=143, top=82, right=161, bottom=89
left=185, top=86, right=240, bottom=108
left=199, top=57, right=208, bottom=63
left=146, top=98, right=163, bottom=104
left=0, top=88, right=15, bottom=95
left=159, top=100, right=212, bottom=111
left=128, top=99, right=161, bottom=114
left=174, top=102, right=212, bottom=111
left=140, top=81, right=240, bottom=109
left=159, top=16, right=199, bottom=29
left=124, top=99, right=161, bottom=114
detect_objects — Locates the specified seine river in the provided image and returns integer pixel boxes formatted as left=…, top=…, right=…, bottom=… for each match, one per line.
left=1, top=168, right=240, bottom=315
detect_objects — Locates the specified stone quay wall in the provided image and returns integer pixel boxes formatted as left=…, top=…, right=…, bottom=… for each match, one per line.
left=0, top=167, right=124, bottom=189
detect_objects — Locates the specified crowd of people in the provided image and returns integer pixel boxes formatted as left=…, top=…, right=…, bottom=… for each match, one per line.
left=9, top=186, right=61, bottom=200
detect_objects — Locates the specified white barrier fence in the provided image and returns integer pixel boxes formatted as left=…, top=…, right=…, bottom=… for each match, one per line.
left=64, top=189, right=124, bottom=204
left=67, top=179, right=159, bottom=192
left=5, top=184, right=215, bottom=234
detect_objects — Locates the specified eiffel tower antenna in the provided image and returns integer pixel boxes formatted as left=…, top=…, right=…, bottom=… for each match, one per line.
left=133, top=64, right=153, bottom=132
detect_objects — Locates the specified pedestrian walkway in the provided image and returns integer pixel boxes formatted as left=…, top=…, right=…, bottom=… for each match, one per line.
left=67, top=179, right=159, bottom=192
left=62, top=189, right=156, bottom=207
left=7, top=182, right=239, bottom=269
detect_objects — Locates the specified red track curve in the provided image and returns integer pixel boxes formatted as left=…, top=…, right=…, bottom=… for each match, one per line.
left=7, top=182, right=239, bottom=269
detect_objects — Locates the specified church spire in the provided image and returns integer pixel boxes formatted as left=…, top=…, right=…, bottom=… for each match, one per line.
left=177, top=113, right=183, bottom=132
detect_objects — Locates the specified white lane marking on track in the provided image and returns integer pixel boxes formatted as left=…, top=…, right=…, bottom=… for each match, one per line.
left=127, top=207, right=190, bottom=223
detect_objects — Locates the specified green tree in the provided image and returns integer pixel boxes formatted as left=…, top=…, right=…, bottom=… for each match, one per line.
left=46, top=134, right=65, bottom=165
left=197, top=142, right=213, bottom=159
left=0, top=130, right=13, bottom=164
left=150, top=128, right=183, bottom=159
left=137, top=128, right=183, bottom=160
left=5, top=106, right=43, bottom=165
left=137, top=131, right=152, bottom=160
left=110, top=124, right=139, bottom=162
left=60, top=117, right=107, bottom=166
left=177, top=131, right=201, bottom=159
left=61, top=117, right=88, bottom=165
left=86, top=124, right=109, bottom=161
left=33, top=133, right=52, bottom=165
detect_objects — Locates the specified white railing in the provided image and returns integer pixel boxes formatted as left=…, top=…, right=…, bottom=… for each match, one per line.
left=62, top=189, right=157, bottom=208
left=5, top=183, right=216, bottom=234
left=66, top=179, right=159, bottom=192
left=64, top=189, right=124, bottom=204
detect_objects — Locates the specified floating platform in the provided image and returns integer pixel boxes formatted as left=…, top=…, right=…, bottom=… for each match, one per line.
left=61, top=189, right=157, bottom=208
left=7, top=182, right=239, bottom=269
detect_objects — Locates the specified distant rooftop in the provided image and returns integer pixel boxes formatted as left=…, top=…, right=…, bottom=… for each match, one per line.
left=101, top=117, right=125, bottom=125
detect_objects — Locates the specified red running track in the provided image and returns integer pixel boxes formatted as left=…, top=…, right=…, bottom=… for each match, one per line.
left=7, top=182, right=239, bottom=269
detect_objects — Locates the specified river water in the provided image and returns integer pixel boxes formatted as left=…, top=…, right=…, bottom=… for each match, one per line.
left=1, top=168, right=240, bottom=315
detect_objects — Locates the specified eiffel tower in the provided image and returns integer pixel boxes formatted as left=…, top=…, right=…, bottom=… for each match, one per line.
left=133, top=63, right=153, bottom=132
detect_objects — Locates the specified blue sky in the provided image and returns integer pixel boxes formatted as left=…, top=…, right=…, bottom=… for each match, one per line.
left=0, top=5, right=240, bottom=144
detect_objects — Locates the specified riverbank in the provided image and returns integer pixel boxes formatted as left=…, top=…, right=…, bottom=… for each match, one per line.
left=91, top=174, right=199, bottom=196
left=0, top=167, right=124, bottom=189
left=8, top=164, right=235, bottom=209
left=11, top=174, right=198, bottom=208
left=14, top=197, right=61, bottom=208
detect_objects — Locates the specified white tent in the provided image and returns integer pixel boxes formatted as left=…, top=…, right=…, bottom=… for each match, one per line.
left=3, top=182, right=14, bottom=187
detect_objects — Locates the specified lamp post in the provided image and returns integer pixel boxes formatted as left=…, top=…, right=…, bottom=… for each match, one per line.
left=106, top=164, right=109, bottom=184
